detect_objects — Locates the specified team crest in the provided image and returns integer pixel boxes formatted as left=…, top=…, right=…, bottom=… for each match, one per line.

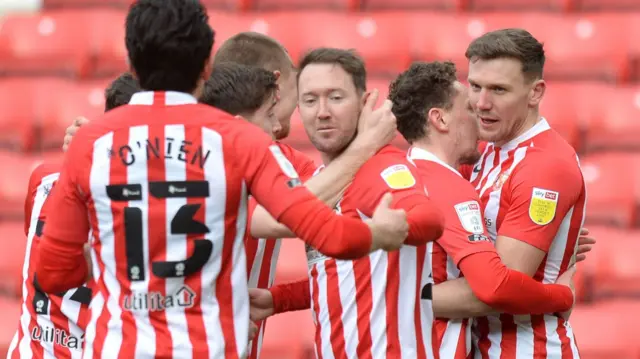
left=454, top=201, right=485, bottom=235
left=493, top=170, right=511, bottom=191
left=529, top=187, right=559, bottom=225
left=380, top=164, right=416, bottom=190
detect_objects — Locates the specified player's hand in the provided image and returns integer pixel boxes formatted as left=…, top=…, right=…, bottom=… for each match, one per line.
left=368, top=193, right=409, bottom=252
left=355, top=89, right=397, bottom=152
left=575, top=227, right=596, bottom=263
left=555, top=265, right=576, bottom=320
left=248, top=288, right=275, bottom=322
left=248, top=320, right=258, bottom=342
left=62, top=116, right=89, bottom=152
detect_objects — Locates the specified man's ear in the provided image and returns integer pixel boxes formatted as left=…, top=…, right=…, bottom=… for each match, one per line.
left=273, top=70, right=281, bottom=82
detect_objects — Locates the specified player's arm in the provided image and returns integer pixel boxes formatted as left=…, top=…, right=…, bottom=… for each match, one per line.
left=348, top=159, right=445, bottom=246
left=249, top=137, right=385, bottom=239
left=35, top=136, right=91, bottom=293
left=432, top=158, right=582, bottom=318
left=250, top=96, right=397, bottom=239
left=238, top=126, right=403, bottom=260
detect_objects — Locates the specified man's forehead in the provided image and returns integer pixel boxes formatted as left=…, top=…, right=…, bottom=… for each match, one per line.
left=468, top=58, right=523, bottom=85
left=299, top=63, right=352, bottom=93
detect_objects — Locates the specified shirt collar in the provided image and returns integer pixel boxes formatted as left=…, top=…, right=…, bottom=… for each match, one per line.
left=128, top=91, right=198, bottom=106
left=408, top=146, right=461, bottom=177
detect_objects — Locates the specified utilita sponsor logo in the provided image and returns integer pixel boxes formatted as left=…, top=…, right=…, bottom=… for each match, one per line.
left=30, top=326, right=83, bottom=350
left=122, top=285, right=196, bottom=312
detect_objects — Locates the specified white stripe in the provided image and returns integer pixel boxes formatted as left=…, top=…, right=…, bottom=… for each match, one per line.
left=163, top=124, right=192, bottom=358
left=267, top=240, right=281, bottom=287
left=200, top=127, right=228, bottom=357
left=337, top=260, right=357, bottom=358
left=314, top=261, right=334, bottom=359
left=368, top=252, right=388, bottom=358
left=126, top=125, right=157, bottom=358
left=232, top=182, right=249, bottom=356
left=398, top=247, right=418, bottom=358
left=82, top=290, right=104, bottom=359
left=543, top=208, right=574, bottom=284
left=88, top=132, right=123, bottom=359
left=247, top=239, right=266, bottom=288
left=421, top=242, right=435, bottom=359
left=515, top=316, right=534, bottom=359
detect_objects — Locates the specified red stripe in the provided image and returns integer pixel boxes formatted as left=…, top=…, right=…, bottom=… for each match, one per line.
left=352, top=257, right=373, bottom=359
left=324, top=260, right=347, bottom=358
left=256, top=240, right=277, bottom=289
left=475, top=317, right=491, bottom=359
left=48, top=296, right=73, bottom=358
left=146, top=124, right=174, bottom=357
left=385, top=252, right=401, bottom=357
left=186, top=126, right=214, bottom=358
left=310, top=266, right=323, bottom=359
left=455, top=319, right=469, bottom=358
left=498, top=314, right=517, bottom=358
left=556, top=318, right=574, bottom=358
left=111, top=129, right=137, bottom=359
left=414, top=246, right=427, bottom=359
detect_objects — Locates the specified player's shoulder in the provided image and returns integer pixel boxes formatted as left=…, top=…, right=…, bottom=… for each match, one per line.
left=29, top=162, right=62, bottom=189
left=416, top=161, right=479, bottom=204
left=518, top=143, right=581, bottom=178
left=355, top=145, right=418, bottom=190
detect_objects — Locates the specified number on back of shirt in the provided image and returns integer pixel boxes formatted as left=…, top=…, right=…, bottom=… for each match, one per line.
left=106, top=180, right=213, bottom=282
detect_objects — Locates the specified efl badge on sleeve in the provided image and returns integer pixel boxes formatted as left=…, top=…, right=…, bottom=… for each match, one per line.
left=269, top=145, right=301, bottom=187
left=529, top=187, right=559, bottom=225
left=454, top=201, right=485, bottom=235
left=380, top=164, right=416, bottom=190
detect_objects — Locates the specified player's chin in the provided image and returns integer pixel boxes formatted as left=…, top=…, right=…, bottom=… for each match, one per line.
left=478, top=127, right=501, bottom=143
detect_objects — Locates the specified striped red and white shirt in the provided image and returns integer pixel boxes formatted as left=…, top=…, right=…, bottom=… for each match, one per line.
left=8, top=163, right=92, bottom=359
left=307, top=146, right=436, bottom=359
left=245, top=142, right=316, bottom=359
left=467, top=119, right=586, bottom=359
left=35, top=91, right=372, bottom=359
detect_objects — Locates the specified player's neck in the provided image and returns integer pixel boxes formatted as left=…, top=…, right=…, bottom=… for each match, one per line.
left=494, top=110, right=542, bottom=147
left=412, top=138, right=458, bottom=169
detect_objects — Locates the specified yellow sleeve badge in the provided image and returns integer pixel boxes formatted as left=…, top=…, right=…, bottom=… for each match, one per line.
left=380, top=164, right=416, bottom=190
left=529, top=187, right=559, bottom=225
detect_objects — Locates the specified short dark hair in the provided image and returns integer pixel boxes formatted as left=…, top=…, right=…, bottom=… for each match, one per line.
left=389, top=61, right=458, bottom=144
left=297, top=48, right=366, bottom=93
left=200, top=63, right=277, bottom=116
left=125, top=0, right=214, bottom=93
left=213, top=32, right=293, bottom=75
left=465, top=28, right=545, bottom=81
left=104, top=73, right=140, bottom=112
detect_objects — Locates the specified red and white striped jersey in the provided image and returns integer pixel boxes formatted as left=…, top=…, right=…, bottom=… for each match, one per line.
left=468, top=119, right=586, bottom=359
left=307, top=146, right=435, bottom=359
left=36, top=91, right=342, bottom=359
left=245, top=142, right=316, bottom=359
left=8, top=163, right=92, bottom=359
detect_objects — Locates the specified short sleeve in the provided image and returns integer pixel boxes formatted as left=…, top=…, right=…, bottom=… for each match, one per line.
left=277, top=143, right=317, bottom=182
left=497, top=153, right=584, bottom=252
left=41, top=133, right=91, bottom=246
left=344, top=151, right=427, bottom=217
left=436, top=194, right=496, bottom=266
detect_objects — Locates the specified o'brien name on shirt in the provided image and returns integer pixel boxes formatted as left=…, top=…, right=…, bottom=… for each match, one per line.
left=107, top=136, right=211, bottom=168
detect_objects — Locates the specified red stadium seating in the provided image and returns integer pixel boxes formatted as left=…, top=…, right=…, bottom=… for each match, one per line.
left=467, top=0, right=571, bottom=11
left=252, top=0, right=358, bottom=11
left=43, top=0, right=134, bottom=8
left=582, top=226, right=640, bottom=299
left=580, top=153, right=639, bottom=228
left=273, top=239, right=308, bottom=284
left=519, top=14, right=628, bottom=82
left=290, top=12, right=411, bottom=77
left=583, top=86, right=640, bottom=152
left=260, top=310, right=315, bottom=358
left=202, top=0, right=253, bottom=11
left=574, top=0, right=640, bottom=11
left=571, top=300, right=640, bottom=358
left=90, top=10, right=129, bottom=78
left=0, top=11, right=93, bottom=78
left=38, top=78, right=108, bottom=151
left=361, top=0, right=464, bottom=11
left=0, top=151, right=63, bottom=220
left=0, top=79, right=39, bottom=151
left=0, top=222, right=27, bottom=298
left=0, top=296, right=21, bottom=357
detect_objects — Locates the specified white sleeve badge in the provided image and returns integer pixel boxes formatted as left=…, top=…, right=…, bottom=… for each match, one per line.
left=269, top=145, right=301, bottom=187
left=454, top=201, right=484, bottom=234
left=380, top=164, right=416, bottom=190
left=529, top=187, right=559, bottom=225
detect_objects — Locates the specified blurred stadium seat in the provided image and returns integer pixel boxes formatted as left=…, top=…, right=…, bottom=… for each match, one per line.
left=252, top=0, right=358, bottom=11
left=574, top=0, right=640, bottom=12
left=0, top=296, right=21, bottom=356
left=571, top=300, right=640, bottom=358
left=274, top=239, right=308, bottom=284
left=581, top=152, right=639, bottom=228
left=467, top=0, right=571, bottom=11
left=260, top=310, right=315, bottom=358
left=0, top=221, right=27, bottom=298
left=0, top=78, right=39, bottom=151
left=361, top=0, right=464, bottom=11
left=0, top=151, right=63, bottom=220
